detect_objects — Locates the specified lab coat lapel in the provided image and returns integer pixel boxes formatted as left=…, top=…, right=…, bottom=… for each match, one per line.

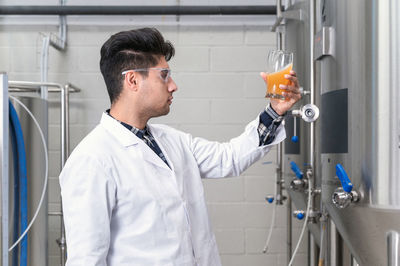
left=100, top=112, right=140, bottom=147
left=101, top=113, right=171, bottom=171
left=146, top=125, right=182, bottom=194
left=139, top=141, right=171, bottom=172
left=144, top=124, right=174, bottom=172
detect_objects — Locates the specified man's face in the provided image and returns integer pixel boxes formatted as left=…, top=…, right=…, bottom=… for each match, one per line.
left=138, top=57, right=178, bottom=118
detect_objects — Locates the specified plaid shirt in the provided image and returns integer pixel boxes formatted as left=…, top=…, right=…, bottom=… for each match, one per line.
left=107, top=111, right=170, bottom=168
left=107, top=105, right=283, bottom=167
left=258, top=103, right=285, bottom=145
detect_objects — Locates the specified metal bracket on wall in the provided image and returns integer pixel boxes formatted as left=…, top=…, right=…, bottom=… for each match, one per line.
left=271, top=5, right=305, bottom=32
left=283, top=9, right=305, bottom=22
left=314, top=26, right=335, bottom=60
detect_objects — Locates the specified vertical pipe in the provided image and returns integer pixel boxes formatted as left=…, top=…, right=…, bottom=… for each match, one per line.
left=276, top=27, right=293, bottom=263
left=276, top=30, right=284, bottom=205
left=330, top=219, right=339, bottom=266
left=1, top=73, right=9, bottom=266
left=309, top=0, right=315, bottom=167
left=287, top=196, right=292, bottom=264
left=387, top=231, right=400, bottom=266
left=40, top=36, right=50, bottom=100
left=308, top=0, right=317, bottom=231
left=276, top=143, right=283, bottom=204
left=59, top=85, right=69, bottom=265
left=309, top=232, right=318, bottom=266
left=351, top=255, right=359, bottom=266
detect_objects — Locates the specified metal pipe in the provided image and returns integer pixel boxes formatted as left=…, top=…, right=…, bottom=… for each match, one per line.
left=48, top=212, right=63, bottom=216
left=287, top=196, right=292, bottom=264
left=276, top=143, right=284, bottom=204
left=58, top=83, right=71, bottom=265
left=271, top=0, right=283, bottom=32
left=8, top=81, right=81, bottom=93
left=387, top=231, right=400, bottom=266
left=1, top=72, right=9, bottom=266
left=49, top=0, right=67, bottom=51
left=309, top=0, right=315, bottom=167
left=64, top=84, right=70, bottom=159
left=9, top=87, right=79, bottom=93
left=329, top=219, right=339, bottom=266
left=0, top=5, right=278, bottom=16
left=309, top=232, right=318, bottom=266
left=40, top=35, right=50, bottom=99
left=275, top=30, right=285, bottom=205
left=274, top=11, right=292, bottom=264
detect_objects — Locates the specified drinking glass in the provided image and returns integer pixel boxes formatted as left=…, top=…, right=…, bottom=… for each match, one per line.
left=265, top=50, right=293, bottom=99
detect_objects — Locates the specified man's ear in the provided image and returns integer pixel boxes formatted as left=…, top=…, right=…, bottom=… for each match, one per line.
left=124, top=72, right=140, bottom=91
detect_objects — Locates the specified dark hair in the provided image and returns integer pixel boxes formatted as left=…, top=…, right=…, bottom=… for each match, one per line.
left=100, top=28, right=175, bottom=104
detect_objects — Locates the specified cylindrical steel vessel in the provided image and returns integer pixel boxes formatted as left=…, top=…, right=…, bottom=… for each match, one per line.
left=9, top=96, right=48, bottom=266
left=316, top=0, right=400, bottom=265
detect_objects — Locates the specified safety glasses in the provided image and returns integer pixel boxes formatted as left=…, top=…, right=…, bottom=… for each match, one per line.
left=122, top=68, right=172, bottom=83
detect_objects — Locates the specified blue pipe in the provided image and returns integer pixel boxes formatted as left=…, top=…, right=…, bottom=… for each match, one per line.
left=10, top=119, right=20, bottom=266
left=9, top=100, right=28, bottom=266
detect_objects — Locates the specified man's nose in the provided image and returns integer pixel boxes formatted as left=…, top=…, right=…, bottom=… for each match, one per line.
left=168, top=77, right=178, bottom=92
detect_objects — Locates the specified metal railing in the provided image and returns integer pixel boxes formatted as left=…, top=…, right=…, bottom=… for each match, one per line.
left=9, top=80, right=81, bottom=265
left=0, top=5, right=278, bottom=16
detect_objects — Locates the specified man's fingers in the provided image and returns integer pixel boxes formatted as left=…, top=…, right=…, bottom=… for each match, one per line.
left=279, top=84, right=300, bottom=94
left=282, top=89, right=302, bottom=100
left=284, top=74, right=299, bottom=87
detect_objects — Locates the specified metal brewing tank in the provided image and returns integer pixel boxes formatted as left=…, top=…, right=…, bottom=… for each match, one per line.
left=283, top=0, right=321, bottom=245
left=316, top=0, right=400, bottom=265
left=9, top=96, right=48, bottom=266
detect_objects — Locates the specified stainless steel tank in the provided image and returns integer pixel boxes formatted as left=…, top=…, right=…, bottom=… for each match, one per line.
left=9, top=96, right=48, bottom=266
left=315, top=0, right=400, bottom=265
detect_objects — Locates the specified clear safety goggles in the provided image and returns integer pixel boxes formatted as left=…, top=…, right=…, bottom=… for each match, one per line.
left=122, top=68, right=172, bottom=83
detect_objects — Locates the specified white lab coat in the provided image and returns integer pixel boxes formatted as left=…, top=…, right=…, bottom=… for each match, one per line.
left=60, top=112, right=285, bottom=266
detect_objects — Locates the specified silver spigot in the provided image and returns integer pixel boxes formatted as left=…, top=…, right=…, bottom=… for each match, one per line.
left=290, top=178, right=308, bottom=191
left=332, top=187, right=360, bottom=209
left=332, top=164, right=361, bottom=209
left=291, top=104, right=320, bottom=123
left=299, top=87, right=311, bottom=96
left=289, top=161, right=308, bottom=192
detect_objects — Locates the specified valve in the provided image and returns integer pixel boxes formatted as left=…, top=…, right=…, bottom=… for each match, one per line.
left=290, top=161, right=303, bottom=179
left=289, top=161, right=308, bottom=191
left=291, top=117, right=299, bottom=143
left=335, top=164, right=352, bottom=193
left=332, top=164, right=360, bottom=208
left=265, top=195, right=274, bottom=204
left=299, top=87, right=311, bottom=96
left=293, top=210, right=305, bottom=220
left=291, top=104, right=320, bottom=123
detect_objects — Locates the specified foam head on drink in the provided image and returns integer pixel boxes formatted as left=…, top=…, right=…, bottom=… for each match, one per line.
left=265, top=63, right=293, bottom=99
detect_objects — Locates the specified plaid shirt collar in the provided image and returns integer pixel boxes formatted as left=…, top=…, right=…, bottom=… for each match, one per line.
left=106, top=109, right=151, bottom=140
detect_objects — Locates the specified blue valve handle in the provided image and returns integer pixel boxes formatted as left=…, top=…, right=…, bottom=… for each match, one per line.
left=291, top=136, right=299, bottom=143
left=290, top=161, right=304, bottom=179
left=267, top=197, right=274, bottom=203
left=296, top=213, right=304, bottom=220
left=336, top=164, right=353, bottom=193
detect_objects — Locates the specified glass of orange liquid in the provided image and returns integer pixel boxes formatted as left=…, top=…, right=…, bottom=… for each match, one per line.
left=265, top=50, right=293, bottom=99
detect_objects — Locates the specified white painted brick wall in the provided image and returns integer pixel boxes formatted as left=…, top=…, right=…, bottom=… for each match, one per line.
left=210, top=47, right=269, bottom=72
left=3, top=14, right=307, bottom=266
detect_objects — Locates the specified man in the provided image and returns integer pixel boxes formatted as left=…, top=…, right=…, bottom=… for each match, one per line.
left=60, top=28, right=301, bottom=266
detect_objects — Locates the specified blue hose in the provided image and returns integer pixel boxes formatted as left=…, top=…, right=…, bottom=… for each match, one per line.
left=10, top=119, right=20, bottom=266
left=9, top=100, right=28, bottom=266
